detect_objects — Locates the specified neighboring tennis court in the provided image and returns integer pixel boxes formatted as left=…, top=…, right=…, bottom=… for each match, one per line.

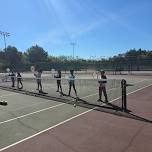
left=0, top=74, right=152, bottom=152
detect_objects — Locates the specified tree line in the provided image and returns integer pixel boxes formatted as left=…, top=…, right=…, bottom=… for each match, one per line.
left=0, top=45, right=152, bottom=72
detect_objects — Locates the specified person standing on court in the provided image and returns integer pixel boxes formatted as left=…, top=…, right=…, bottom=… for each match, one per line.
left=9, top=71, right=16, bottom=88
left=68, top=70, right=77, bottom=97
left=97, top=70, right=108, bottom=103
left=54, top=70, right=63, bottom=94
left=34, top=69, right=43, bottom=93
left=17, top=72, right=23, bottom=89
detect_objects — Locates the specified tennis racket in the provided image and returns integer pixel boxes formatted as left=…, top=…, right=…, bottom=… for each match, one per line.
left=92, top=71, right=99, bottom=79
left=30, top=66, right=38, bottom=77
left=51, top=68, right=56, bottom=78
left=6, top=68, right=10, bottom=73
left=30, top=66, right=35, bottom=73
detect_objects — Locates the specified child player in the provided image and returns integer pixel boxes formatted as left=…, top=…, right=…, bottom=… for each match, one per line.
left=10, top=71, right=16, bottom=88
left=34, top=69, right=43, bottom=93
left=54, top=70, right=63, bottom=94
left=68, top=70, right=77, bottom=97
left=17, top=72, right=23, bottom=89
left=97, top=70, right=108, bottom=103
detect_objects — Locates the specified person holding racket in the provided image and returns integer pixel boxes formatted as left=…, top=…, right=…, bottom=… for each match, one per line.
left=54, top=70, right=63, bottom=94
left=9, top=71, right=16, bottom=88
left=97, top=70, right=108, bottom=103
left=34, top=69, right=43, bottom=93
left=68, top=70, right=77, bottom=97
left=17, top=72, right=23, bottom=89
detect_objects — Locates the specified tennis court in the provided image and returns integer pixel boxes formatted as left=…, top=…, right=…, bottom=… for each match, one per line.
left=0, top=74, right=152, bottom=152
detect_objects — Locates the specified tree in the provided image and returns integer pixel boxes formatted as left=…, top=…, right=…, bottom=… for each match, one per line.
left=26, top=45, right=48, bottom=63
left=0, top=51, right=5, bottom=62
left=4, top=46, right=23, bottom=67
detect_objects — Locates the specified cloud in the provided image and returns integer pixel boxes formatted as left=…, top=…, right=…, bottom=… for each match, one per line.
left=34, top=0, right=107, bottom=44
left=33, top=29, right=69, bottom=46
left=35, top=0, right=142, bottom=46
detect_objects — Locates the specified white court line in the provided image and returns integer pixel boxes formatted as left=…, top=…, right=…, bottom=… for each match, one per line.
left=0, top=97, right=118, bottom=152
left=0, top=103, right=65, bottom=125
left=0, top=91, right=99, bottom=125
left=127, top=83, right=152, bottom=95
left=0, top=83, right=152, bottom=151
left=0, top=86, right=117, bottom=125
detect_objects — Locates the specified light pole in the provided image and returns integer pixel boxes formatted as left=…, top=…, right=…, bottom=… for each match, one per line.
left=0, top=31, right=10, bottom=51
left=70, top=42, right=76, bottom=60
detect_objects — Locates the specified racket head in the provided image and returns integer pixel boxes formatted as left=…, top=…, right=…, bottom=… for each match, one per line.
left=30, top=66, right=35, bottom=73
left=97, top=71, right=101, bottom=79
left=92, top=71, right=98, bottom=79
left=51, top=68, right=56, bottom=78
left=6, top=68, right=10, bottom=73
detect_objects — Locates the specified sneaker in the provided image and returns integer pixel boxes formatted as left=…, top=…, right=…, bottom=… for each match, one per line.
left=75, top=96, right=79, bottom=101
left=97, top=99, right=102, bottom=102
left=104, top=100, right=108, bottom=103
left=74, top=103, right=77, bottom=107
left=39, top=90, right=43, bottom=93
left=56, top=90, right=59, bottom=92
left=59, top=92, right=63, bottom=96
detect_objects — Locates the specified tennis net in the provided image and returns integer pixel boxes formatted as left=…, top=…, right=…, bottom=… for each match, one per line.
left=0, top=74, right=125, bottom=110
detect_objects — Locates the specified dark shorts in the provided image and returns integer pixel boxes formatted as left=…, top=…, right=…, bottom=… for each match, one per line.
left=37, top=80, right=41, bottom=83
left=69, top=81, right=75, bottom=86
left=57, top=80, right=61, bottom=84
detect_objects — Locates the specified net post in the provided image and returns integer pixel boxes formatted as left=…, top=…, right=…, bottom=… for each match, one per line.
left=121, top=79, right=127, bottom=112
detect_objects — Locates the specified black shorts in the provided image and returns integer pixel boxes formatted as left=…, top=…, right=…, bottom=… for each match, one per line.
left=57, top=80, right=61, bottom=84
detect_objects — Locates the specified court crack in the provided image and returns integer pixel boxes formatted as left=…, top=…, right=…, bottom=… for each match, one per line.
left=47, top=132, right=80, bottom=152
left=16, top=118, right=40, bottom=132
left=121, top=124, right=145, bottom=152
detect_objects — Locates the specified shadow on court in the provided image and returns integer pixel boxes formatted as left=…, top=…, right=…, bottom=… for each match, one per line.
left=0, top=86, right=152, bottom=125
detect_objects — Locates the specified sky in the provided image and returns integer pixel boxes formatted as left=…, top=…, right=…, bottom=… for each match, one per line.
left=0, top=0, right=152, bottom=59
